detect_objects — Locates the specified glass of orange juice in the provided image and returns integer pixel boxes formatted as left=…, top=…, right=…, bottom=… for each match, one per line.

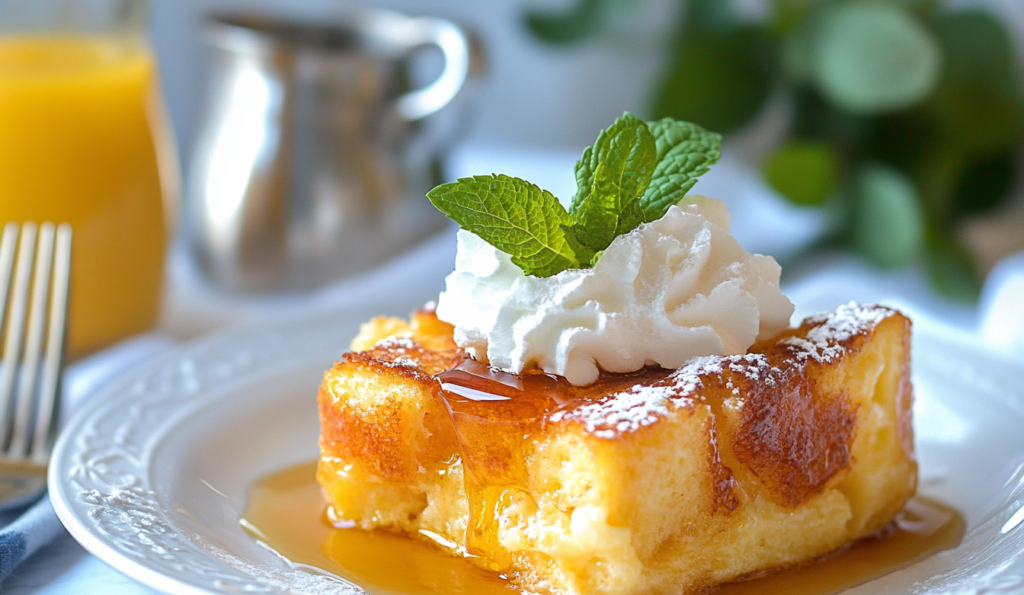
left=0, top=0, right=176, bottom=357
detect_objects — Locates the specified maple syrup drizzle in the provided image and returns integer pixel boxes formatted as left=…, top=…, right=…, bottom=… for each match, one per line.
left=433, top=356, right=672, bottom=563
left=242, top=461, right=963, bottom=595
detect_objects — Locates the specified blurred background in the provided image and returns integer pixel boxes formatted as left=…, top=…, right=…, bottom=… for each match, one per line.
left=2, top=2, right=1023, bottom=589
left=151, top=0, right=674, bottom=163
left=4, top=0, right=1024, bottom=351
left=149, top=0, right=1024, bottom=296
left=152, top=0, right=1024, bottom=340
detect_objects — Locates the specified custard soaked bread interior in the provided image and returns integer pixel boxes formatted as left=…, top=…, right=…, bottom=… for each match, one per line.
left=317, top=304, right=917, bottom=595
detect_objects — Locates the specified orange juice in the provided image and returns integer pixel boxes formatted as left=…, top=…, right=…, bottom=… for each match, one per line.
left=0, top=35, right=174, bottom=357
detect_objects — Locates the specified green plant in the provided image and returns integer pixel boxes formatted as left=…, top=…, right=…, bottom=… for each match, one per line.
left=524, top=0, right=1024, bottom=299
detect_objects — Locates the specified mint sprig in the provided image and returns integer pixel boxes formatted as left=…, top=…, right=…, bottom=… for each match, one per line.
left=426, top=113, right=721, bottom=277
left=642, top=118, right=722, bottom=222
left=569, top=113, right=656, bottom=255
left=572, top=113, right=648, bottom=211
left=426, top=174, right=579, bottom=277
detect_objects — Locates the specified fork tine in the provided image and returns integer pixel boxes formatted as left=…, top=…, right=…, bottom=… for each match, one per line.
left=32, top=223, right=70, bottom=461
left=8, top=223, right=55, bottom=459
left=0, top=223, right=19, bottom=336
left=0, top=223, right=36, bottom=450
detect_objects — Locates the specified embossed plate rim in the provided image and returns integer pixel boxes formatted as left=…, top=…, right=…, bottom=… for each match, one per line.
left=48, top=308, right=1024, bottom=595
left=48, top=306, right=382, bottom=595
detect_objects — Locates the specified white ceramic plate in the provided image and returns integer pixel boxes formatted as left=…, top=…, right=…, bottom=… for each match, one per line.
left=49, top=307, right=1024, bottom=595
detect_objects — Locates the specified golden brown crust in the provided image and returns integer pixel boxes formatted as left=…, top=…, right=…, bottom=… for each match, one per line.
left=341, top=336, right=462, bottom=379
left=324, top=305, right=904, bottom=504
left=321, top=330, right=461, bottom=482
left=729, top=370, right=857, bottom=506
left=319, top=384, right=409, bottom=480
left=720, top=305, right=901, bottom=507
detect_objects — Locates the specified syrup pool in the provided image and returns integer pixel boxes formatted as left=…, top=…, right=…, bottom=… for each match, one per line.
left=242, top=461, right=963, bottom=595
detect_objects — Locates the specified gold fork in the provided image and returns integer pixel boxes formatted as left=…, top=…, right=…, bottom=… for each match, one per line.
left=0, top=222, right=71, bottom=510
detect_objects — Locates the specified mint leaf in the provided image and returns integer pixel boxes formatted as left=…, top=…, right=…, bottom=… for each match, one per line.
left=560, top=223, right=597, bottom=266
left=641, top=118, right=722, bottom=221
left=427, top=175, right=580, bottom=277
left=569, top=117, right=657, bottom=252
left=572, top=112, right=649, bottom=212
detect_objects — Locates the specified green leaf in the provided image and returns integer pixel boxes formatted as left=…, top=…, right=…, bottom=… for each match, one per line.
left=427, top=175, right=580, bottom=277
left=952, top=152, right=1015, bottom=215
left=569, top=115, right=656, bottom=252
left=762, top=141, right=837, bottom=207
left=907, top=139, right=965, bottom=223
left=651, top=28, right=771, bottom=133
left=849, top=163, right=925, bottom=268
left=640, top=118, right=721, bottom=221
left=865, top=112, right=935, bottom=172
left=811, top=3, right=941, bottom=114
left=560, top=223, right=597, bottom=267
left=926, top=10, right=1024, bottom=156
left=781, top=24, right=815, bottom=84
left=793, top=89, right=872, bottom=149
left=934, top=10, right=1016, bottom=96
left=572, top=113, right=648, bottom=212
left=770, top=0, right=817, bottom=38
left=685, top=0, right=740, bottom=33
left=925, top=229, right=980, bottom=301
left=524, top=0, right=602, bottom=45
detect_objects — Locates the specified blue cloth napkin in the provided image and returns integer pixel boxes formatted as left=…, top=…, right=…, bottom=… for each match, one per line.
left=0, top=496, right=63, bottom=580
left=0, top=334, right=174, bottom=583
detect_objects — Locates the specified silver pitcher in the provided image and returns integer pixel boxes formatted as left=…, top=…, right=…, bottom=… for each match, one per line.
left=187, top=10, right=483, bottom=292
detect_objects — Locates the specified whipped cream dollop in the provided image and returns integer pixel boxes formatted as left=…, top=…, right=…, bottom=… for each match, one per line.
left=435, top=197, right=795, bottom=385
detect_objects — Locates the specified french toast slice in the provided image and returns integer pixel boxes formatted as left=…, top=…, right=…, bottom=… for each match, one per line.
left=317, top=304, right=917, bottom=595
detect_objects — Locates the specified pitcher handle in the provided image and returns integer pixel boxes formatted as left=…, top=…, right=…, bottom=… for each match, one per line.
left=363, top=12, right=478, bottom=121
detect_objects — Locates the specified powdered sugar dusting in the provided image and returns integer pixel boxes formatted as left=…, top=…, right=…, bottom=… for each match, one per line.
left=552, top=384, right=680, bottom=439
left=552, top=303, right=894, bottom=439
left=553, top=356, right=730, bottom=439
left=388, top=356, right=419, bottom=368
left=782, top=302, right=891, bottom=364
left=372, top=336, right=426, bottom=369
left=726, top=353, right=773, bottom=385
left=375, top=336, right=416, bottom=350
left=670, top=356, right=723, bottom=395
